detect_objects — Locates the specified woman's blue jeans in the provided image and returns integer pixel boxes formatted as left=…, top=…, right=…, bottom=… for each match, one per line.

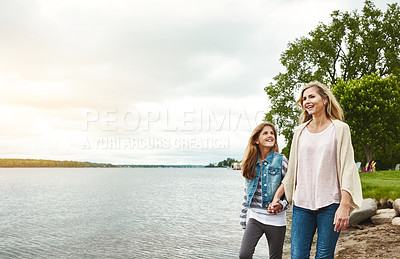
left=291, top=203, right=340, bottom=259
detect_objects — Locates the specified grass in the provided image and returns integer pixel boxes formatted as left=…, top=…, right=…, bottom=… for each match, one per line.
left=360, top=170, right=400, bottom=201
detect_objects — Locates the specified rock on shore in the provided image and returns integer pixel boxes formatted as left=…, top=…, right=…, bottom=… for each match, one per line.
left=394, top=199, right=400, bottom=214
left=371, top=208, right=398, bottom=225
left=349, top=198, right=377, bottom=225
left=392, top=217, right=400, bottom=226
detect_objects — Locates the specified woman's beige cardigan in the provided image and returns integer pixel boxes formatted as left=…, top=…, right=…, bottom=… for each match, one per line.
left=282, top=119, right=363, bottom=210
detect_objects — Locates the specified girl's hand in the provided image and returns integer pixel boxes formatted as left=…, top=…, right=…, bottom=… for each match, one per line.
left=267, top=202, right=282, bottom=215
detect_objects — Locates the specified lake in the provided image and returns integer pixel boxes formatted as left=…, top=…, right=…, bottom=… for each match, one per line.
left=0, top=168, right=289, bottom=258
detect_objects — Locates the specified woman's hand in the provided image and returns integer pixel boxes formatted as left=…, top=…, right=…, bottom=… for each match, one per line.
left=334, top=190, right=352, bottom=232
left=267, top=200, right=282, bottom=215
left=268, top=183, right=285, bottom=215
left=334, top=204, right=350, bottom=232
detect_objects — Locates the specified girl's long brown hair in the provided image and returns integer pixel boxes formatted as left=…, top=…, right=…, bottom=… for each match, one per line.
left=242, top=122, right=279, bottom=179
left=296, top=81, right=344, bottom=123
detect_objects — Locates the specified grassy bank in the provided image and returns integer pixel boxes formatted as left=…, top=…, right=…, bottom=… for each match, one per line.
left=360, top=170, right=400, bottom=200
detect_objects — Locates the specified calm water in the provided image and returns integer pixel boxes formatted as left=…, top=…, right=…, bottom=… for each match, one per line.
left=0, top=168, right=289, bottom=258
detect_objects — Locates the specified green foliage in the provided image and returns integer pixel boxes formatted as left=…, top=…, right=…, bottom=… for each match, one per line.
left=264, top=74, right=300, bottom=158
left=206, top=158, right=239, bottom=168
left=360, top=170, right=400, bottom=200
left=332, top=74, right=400, bottom=169
left=264, top=1, right=400, bottom=155
left=217, top=157, right=239, bottom=167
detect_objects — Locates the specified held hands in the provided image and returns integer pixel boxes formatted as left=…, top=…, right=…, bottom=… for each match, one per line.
left=267, top=200, right=283, bottom=215
left=334, top=204, right=350, bottom=232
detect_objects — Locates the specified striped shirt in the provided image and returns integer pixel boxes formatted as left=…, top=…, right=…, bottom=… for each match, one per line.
left=240, top=156, right=288, bottom=228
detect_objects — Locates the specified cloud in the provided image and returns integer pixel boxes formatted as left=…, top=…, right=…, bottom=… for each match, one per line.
left=1, top=0, right=397, bottom=164
left=0, top=0, right=281, bottom=110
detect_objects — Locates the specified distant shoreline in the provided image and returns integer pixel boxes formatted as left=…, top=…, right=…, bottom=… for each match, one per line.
left=0, top=158, right=115, bottom=168
left=0, top=158, right=207, bottom=168
left=117, top=165, right=205, bottom=168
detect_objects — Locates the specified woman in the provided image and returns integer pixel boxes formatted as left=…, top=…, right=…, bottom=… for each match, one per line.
left=271, top=81, right=363, bottom=258
left=239, top=122, right=288, bottom=259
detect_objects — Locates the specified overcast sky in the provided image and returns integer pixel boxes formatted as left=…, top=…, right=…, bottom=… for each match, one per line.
left=1, top=0, right=395, bottom=165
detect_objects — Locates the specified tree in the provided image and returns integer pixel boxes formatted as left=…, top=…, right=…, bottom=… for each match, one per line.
left=217, top=157, right=239, bottom=167
left=264, top=0, right=400, bottom=157
left=332, top=74, right=400, bottom=169
left=205, top=163, right=217, bottom=168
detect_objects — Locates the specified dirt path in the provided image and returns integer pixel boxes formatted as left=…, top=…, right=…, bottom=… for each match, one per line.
left=335, top=221, right=400, bottom=258
left=282, top=213, right=400, bottom=258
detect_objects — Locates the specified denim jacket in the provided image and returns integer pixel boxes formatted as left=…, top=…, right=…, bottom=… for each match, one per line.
left=245, top=152, right=283, bottom=209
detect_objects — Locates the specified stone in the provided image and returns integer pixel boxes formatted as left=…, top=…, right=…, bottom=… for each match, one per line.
left=393, top=199, right=400, bottom=215
left=349, top=198, right=377, bottom=225
left=371, top=208, right=397, bottom=225
left=392, top=217, right=400, bottom=226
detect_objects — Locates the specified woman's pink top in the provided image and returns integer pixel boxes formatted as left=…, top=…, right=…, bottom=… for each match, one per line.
left=293, top=123, right=341, bottom=210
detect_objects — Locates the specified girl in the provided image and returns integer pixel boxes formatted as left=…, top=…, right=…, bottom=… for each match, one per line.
left=271, top=81, right=363, bottom=258
left=239, top=122, right=288, bottom=259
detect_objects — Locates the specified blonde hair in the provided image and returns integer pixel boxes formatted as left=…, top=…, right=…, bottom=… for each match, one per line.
left=296, top=81, right=344, bottom=123
left=242, top=122, right=279, bottom=179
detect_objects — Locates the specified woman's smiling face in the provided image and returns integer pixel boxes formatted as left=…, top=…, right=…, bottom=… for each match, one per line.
left=302, top=86, right=327, bottom=117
